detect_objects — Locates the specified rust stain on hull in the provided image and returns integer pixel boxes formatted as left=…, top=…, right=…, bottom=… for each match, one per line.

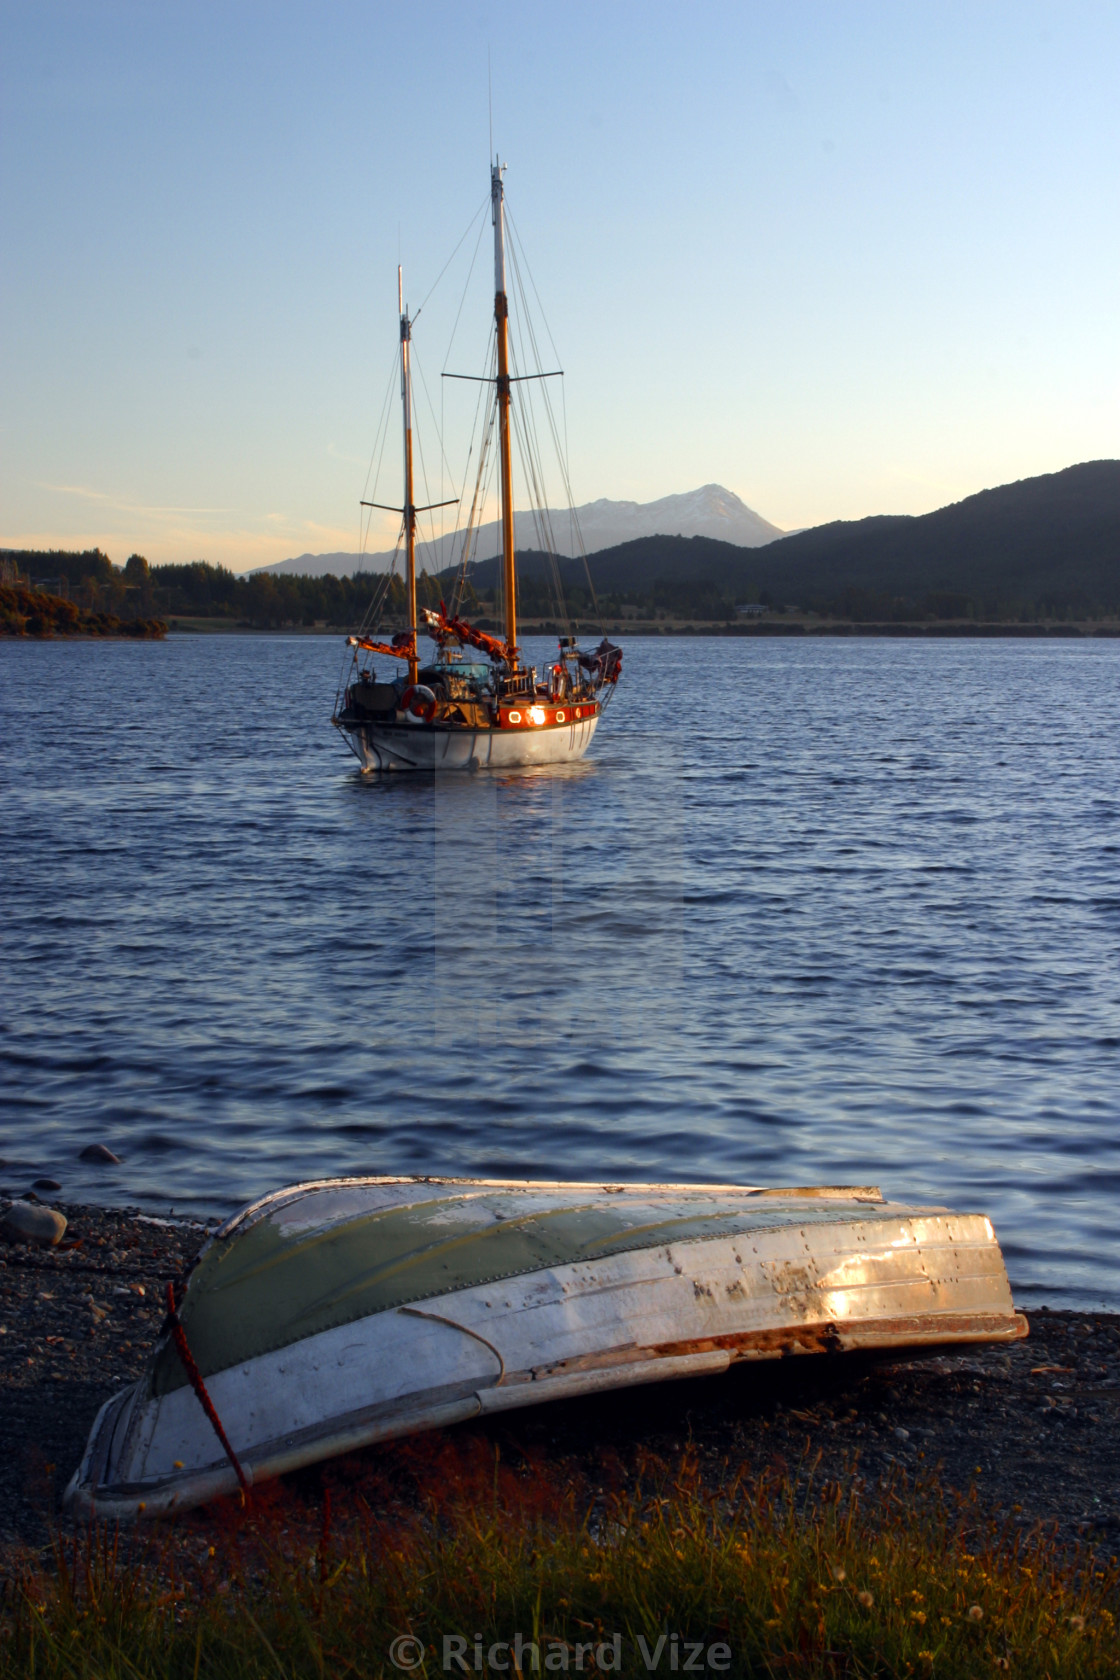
left=525, top=1312, right=1027, bottom=1386
left=652, top=1312, right=1028, bottom=1363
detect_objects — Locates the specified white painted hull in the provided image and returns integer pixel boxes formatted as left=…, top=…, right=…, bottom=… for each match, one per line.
left=65, top=1175, right=1026, bottom=1521
left=345, top=713, right=599, bottom=771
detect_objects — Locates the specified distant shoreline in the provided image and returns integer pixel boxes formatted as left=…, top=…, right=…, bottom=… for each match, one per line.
left=162, top=616, right=1120, bottom=640
left=1, top=582, right=166, bottom=641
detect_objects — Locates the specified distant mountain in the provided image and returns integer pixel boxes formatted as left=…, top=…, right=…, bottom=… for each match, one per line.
left=746, top=459, right=1120, bottom=611
left=549, top=460, right=1120, bottom=617
left=549, top=484, right=783, bottom=551
left=14, top=462, right=1110, bottom=628
left=253, top=484, right=783, bottom=577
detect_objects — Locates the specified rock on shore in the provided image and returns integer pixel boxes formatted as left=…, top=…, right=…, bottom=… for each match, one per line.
left=0, top=1202, right=68, bottom=1247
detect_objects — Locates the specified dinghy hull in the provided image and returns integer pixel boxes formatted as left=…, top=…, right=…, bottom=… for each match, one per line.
left=66, top=1176, right=1026, bottom=1520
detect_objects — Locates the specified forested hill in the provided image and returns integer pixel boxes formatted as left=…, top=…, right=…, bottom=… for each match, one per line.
left=4, top=460, right=1117, bottom=626
left=750, top=460, right=1120, bottom=617
left=440, top=460, right=1120, bottom=620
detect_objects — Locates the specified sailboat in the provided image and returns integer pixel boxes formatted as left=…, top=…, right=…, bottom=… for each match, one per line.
left=333, top=162, right=622, bottom=772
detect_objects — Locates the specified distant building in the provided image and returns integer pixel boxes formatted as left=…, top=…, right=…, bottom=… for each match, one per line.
left=735, top=602, right=768, bottom=617
left=0, top=556, right=29, bottom=589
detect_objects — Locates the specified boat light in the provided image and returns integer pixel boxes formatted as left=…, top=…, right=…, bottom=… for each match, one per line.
left=508, top=710, right=522, bottom=724
left=556, top=710, right=566, bottom=723
left=529, top=705, right=546, bottom=726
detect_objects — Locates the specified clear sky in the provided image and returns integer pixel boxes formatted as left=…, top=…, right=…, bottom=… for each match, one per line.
left=2, top=0, right=1118, bottom=571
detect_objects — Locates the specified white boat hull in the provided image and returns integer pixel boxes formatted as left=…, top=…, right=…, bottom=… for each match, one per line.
left=65, top=1176, right=1026, bottom=1520
left=345, top=713, right=599, bottom=771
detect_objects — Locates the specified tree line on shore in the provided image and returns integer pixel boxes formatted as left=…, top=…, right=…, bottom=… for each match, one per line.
left=5, top=454, right=1119, bottom=633
left=5, top=545, right=1115, bottom=632
left=0, top=574, right=166, bottom=639
left=1, top=549, right=601, bottom=631
left=1, top=550, right=385, bottom=629
left=0, top=547, right=783, bottom=630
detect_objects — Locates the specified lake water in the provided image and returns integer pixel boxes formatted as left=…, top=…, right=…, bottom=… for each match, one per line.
left=2, top=633, right=1118, bottom=1308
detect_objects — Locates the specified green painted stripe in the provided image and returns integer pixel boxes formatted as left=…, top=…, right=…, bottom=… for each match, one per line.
left=151, top=1188, right=907, bottom=1396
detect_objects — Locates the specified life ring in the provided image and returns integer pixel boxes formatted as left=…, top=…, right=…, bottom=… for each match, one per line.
left=549, top=663, right=570, bottom=702
left=400, top=684, right=437, bottom=725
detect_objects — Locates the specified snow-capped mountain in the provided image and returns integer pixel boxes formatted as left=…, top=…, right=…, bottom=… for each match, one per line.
left=553, top=485, right=783, bottom=552
left=254, top=484, right=784, bottom=577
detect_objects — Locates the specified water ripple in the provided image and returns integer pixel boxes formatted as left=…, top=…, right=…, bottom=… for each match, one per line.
left=2, top=634, right=1119, bottom=1306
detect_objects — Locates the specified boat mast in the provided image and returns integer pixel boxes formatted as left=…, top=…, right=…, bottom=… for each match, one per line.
left=491, top=160, right=518, bottom=668
left=400, top=266, right=419, bottom=686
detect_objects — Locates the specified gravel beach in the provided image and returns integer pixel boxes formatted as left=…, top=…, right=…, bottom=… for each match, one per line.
left=2, top=1201, right=1118, bottom=1566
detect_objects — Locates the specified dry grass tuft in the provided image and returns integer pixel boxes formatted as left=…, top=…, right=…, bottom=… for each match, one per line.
left=2, top=1437, right=1116, bottom=1677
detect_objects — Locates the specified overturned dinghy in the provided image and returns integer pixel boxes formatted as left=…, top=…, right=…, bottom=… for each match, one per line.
left=67, top=1176, right=1026, bottom=1519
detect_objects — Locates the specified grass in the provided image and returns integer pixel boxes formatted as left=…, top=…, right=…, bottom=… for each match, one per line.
left=2, top=1437, right=1116, bottom=1677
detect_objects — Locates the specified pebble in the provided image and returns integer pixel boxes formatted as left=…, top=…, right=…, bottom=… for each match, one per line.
left=79, top=1143, right=121, bottom=1164
left=32, top=1178, right=62, bottom=1192
left=0, top=1202, right=68, bottom=1247
left=893, top=1426, right=911, bottom=1441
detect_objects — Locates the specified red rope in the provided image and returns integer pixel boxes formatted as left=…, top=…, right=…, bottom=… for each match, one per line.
left=164, top=1281, right=252, bottom=1505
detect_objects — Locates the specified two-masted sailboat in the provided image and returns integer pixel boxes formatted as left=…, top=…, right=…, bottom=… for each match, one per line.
left=333, top=162, right=621, bottom=772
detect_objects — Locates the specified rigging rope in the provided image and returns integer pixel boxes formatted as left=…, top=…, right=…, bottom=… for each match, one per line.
left=164, top=1282, right=252, bottom=1506
left=442, top=210, right=490, bottom=375
left=413, top=194, right=489, bottom=323
left=449, top=335, right=499, bottom=617
left=411, top=339, right=464, bottom=582
left=504, top=239, right=576, bottom=633
left=505, top=208, right=606, bottom=638
left=359, top=352, right=403, bottom=567
left=462, top=411, right=500, bottom=623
